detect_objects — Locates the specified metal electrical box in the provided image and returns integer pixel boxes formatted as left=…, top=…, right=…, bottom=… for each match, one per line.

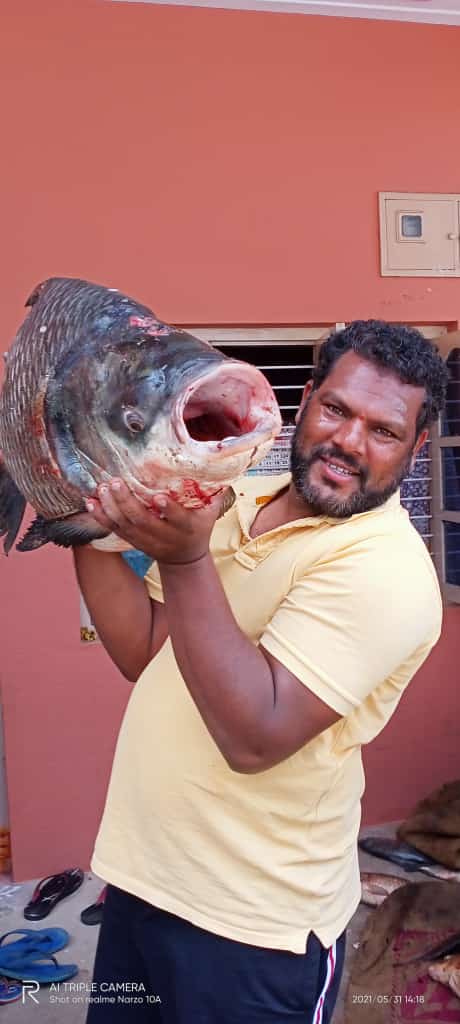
left=379, top=192, right=460, bottom=277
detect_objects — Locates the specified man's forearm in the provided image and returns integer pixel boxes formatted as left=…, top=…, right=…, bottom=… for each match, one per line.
left=159, top=553, right=275, bottom=769
left=73, top=547, right=154, bottom=681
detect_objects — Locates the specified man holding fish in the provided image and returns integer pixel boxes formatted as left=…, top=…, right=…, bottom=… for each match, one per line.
left=70, top=318, right=447, bottom=1023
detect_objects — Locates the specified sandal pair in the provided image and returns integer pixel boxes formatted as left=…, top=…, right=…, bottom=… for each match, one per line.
left=24, top=867, right=84, bottom=921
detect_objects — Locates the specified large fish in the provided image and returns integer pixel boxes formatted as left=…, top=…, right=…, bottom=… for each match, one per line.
left=0, top=278, right=281, bottom=553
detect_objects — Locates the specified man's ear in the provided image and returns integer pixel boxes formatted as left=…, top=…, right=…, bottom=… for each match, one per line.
left=410, top=428, right=429, bottom=470
left=295, top=380, right=314, bottom=425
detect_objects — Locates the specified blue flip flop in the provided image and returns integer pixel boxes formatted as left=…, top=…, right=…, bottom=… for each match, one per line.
left=0, top=953, right=78, bottom=984
left=0, top=977, right=22, bottom=1004
left=0, top=928, right=69, bottom=966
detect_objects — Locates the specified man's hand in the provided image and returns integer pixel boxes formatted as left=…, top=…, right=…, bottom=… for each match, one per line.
left=85, top=480, right=227, bottom=565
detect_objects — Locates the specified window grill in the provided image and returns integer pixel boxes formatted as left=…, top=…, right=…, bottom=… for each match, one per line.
left=431, top=342, right=460, bottom=601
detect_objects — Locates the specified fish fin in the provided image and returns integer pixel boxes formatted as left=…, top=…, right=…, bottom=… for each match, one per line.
left=17, top=513, right=109, bottom=552
left=0, top=460, right=27, bottom=555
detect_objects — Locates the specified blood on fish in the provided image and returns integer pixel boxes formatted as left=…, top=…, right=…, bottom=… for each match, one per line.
left=147, top=480, right=215, bottom=509
left=129, top=315, right=172, bottom=338
left=29, top=394, right=47, bottom=438
left=129, top=315, right=160, bottom=330
left=30, top=415, right=45, bottom=439
left=183, top=480, right=215, bottom=505
left=35, top=460, right=61, bottom=479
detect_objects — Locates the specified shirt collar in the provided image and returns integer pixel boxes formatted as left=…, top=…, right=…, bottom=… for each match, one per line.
left=237, top=473, right=402, bottom=544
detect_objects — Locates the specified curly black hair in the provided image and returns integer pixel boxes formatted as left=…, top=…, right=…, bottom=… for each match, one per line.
left=313, top=320, right=448, bottom=434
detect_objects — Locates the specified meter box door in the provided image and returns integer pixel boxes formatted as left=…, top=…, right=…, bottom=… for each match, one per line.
left=379, top=192, right=460, bottom=276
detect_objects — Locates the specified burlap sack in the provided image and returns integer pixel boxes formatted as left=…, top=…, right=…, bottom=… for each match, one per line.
left=344, top=881, right=460, bottom=1023
left=398, top=781, right=460, bottom=870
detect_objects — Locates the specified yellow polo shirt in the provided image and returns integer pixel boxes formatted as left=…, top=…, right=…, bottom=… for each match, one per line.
left=92, top=473, right=442, bottom=953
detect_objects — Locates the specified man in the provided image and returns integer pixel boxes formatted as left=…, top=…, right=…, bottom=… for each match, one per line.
left=75, top=320, right=448, bottom=1024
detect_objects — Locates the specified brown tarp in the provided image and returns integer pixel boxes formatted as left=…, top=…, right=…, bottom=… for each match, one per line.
left=344, top=881, right=460, bottom=1023
left=398, top=781, right=460, bottom=870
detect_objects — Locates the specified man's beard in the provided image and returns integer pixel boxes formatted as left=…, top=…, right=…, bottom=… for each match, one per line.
left=290, top=433, right=412, bottom=518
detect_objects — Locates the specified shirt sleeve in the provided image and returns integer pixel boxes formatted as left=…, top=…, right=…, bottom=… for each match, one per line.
left=260, top=541, right=442, bottom=717
left=144, top=561, right=164, bottom=604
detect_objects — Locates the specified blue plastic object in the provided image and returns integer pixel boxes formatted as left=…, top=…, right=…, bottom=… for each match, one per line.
left=0, top=953, right=78, bottom=984
left=0, top=928, right=69, bottom=965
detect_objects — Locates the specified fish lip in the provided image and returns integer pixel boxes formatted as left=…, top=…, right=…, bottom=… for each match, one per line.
left=173, top=362, right=281, bottom=456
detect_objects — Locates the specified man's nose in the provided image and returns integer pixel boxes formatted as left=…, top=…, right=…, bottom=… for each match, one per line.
left=332, top=417, right=366, bottom=456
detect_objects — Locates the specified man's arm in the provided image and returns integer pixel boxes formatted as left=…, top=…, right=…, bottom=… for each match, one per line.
left=82, top=481, right=340, bottom=770
left=160, top=553, right=340, bottom=772
left=73, top=546, right=169, bottom=681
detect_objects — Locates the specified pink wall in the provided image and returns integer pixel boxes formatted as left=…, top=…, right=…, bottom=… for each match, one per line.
left=361, top=607, right=460, bottom=824
left=1, top=0, right=459, bottom=879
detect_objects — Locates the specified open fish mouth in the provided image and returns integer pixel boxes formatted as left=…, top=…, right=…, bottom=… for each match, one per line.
left=174, top=362, right=281, bottom=456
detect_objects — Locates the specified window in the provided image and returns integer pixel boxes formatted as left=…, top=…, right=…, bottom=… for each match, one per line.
left=194, top=324, right=444, bottom=551
left=191, top=326, right=332, bottom=426
left=194, top=325, right=332, bottom=485
left=431, top=334, right=460, bottom=603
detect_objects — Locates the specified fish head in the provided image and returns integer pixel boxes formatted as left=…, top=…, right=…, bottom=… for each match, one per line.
left=87, top=327, right=282, bottom=505
left=38, top=281, right=281, bottom=508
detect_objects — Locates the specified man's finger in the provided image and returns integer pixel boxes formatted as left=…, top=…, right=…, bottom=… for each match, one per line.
left=97, top=484, right=128, bottom=525
left=84, top=497, right=114, bottom=532
left=108, top=480, right=151, bottom=524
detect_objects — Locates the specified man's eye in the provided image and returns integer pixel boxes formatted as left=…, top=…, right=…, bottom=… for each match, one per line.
left=375, top=427, right=395, bottom=439
left=325, top=404, right=344, bottom=416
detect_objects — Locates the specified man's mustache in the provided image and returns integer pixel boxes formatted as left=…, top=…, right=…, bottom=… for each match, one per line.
left=308, top=444, right=367, bottom=483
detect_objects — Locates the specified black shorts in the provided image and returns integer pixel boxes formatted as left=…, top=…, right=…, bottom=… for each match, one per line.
left=86, top=885, right=346, bottom=1023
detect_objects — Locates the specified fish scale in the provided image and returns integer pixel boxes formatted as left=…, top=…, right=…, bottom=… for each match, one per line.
left=0, top=280, right=159, bottom=518
left=1, top=288, right=89, bottom=517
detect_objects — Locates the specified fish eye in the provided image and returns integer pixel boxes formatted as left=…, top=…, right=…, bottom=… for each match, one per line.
left=123, top=408, right=145, bottom=433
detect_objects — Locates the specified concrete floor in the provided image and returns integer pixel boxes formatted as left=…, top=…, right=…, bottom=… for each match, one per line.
left=0, top=822, right=432, bottom=1022
left=0, top=871, right=103, bottom=1020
